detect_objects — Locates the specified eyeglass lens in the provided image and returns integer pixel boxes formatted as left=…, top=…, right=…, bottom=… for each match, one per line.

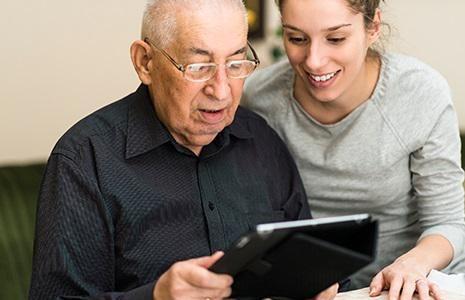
left=184, top=61, right=257, bottom=81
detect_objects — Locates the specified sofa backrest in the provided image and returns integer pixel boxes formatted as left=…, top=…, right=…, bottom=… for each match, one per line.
left=0, top=164, right=45, bottom=300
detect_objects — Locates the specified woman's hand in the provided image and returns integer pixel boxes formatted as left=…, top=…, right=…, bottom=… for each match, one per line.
left=368, top=256, right=443, bottom=300
left=369, top=235, right=453, bottom=300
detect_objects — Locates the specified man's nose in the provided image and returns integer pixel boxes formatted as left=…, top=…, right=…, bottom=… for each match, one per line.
left=205, top=66, right=231, bottom=101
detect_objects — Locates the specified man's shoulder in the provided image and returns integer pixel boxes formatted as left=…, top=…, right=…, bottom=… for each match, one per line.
left=234, top=106, right=282, bottom=143
left=52, top=90, right=137, bottom=160
left=232, top=106, right=297, bottom=173
left=235, top=106, right=270, bottom=128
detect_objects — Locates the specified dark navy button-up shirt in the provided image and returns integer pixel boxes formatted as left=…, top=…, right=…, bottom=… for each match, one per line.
left=29, top=85, right=311, bottom=299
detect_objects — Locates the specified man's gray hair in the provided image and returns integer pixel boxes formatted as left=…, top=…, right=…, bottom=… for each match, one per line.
left=142, top=0, right=248, bottom=49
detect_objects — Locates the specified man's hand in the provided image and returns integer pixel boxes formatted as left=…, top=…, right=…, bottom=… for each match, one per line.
left=153, top=251, right=233, bottom=300
left=312, top=283, right=339, bottom=300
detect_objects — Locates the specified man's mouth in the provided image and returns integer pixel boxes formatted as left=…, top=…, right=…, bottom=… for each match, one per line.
left=199, top=108, right=226, bottom=124
left=199, top=109, right=222, bottom=113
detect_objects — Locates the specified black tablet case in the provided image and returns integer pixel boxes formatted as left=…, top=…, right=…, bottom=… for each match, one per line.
left=210, top=217, right=378, bottom=299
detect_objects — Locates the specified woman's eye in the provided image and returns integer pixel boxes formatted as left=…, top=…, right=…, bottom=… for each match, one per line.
left=327, top=37, right=346, bottom=44
left=288, top=37, right=307, bottom=44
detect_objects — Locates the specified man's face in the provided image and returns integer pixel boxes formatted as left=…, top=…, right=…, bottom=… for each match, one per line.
left=147, top=6, right=248, bottom=155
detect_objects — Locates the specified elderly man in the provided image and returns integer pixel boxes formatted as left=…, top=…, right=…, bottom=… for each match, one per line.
left=29, top=0, right=338, bottom=299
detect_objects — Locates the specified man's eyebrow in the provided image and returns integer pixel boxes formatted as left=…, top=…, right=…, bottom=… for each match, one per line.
left=189, top=47, right=210, bottom=56
left=232, top=47, right=247, bottom=56
left=282, top=23, right=352, bottom=32
left=188, top=46, right=247, bottom=57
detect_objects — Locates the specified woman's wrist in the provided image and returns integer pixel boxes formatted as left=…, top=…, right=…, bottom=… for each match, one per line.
left=394, top=252, right=431, bottom=276
left=398, top=234, right=454, bottom=274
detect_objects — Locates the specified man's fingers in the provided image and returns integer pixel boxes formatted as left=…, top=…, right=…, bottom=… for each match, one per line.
left=189, top=251, right=224, bottom=268
left=189, top=286, right=232, bottom=300
left=180, top=262, right=233, bottom=289
left=214, top=286, right=232, bottom=299
left=156, top=259, right=233, bottom=300
left=182, top=251, right=232, bottom=289
left=170, top=286, right=232, bottom=300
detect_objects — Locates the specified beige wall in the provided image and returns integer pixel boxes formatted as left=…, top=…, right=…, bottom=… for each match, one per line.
left=0, top=0, right=145, bottom=164
left=1, top=0, right=464, bottom=164
left=384, top=0, right=465, bottom=132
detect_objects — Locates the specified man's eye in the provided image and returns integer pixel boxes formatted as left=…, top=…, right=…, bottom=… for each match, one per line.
left=327, top=37, right=346, bottom=44
left=228, top=62, right=243, bottom=70
left=188, top=64, right=210, bottom=72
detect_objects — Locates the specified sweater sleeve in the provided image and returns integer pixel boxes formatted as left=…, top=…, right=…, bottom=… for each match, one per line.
left=410, top=101, right=465, bottom=262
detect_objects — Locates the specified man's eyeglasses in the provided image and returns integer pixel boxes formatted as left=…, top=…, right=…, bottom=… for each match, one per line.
left=144, top=37, right=260, bottom=82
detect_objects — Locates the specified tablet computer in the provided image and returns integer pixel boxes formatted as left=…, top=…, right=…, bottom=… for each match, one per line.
left=209, top=214, right=378, bottom=299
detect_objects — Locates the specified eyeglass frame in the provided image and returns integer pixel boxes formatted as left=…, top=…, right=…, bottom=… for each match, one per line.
left=143, top=37, right=260, bottom=82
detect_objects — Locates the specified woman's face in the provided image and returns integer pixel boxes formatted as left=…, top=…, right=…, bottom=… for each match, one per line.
left=281, top=0, right=379, bottom=105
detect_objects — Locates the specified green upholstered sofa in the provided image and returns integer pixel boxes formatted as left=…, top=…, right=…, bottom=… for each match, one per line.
left=1, top=135, right=464, bottom=299
left=0, top=164, right=45, bottom=300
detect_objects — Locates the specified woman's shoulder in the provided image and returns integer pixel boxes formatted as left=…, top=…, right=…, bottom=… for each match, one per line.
left=376, top=53, right=455, bottom=149
left=378, top=52, right=452, bottom=112
left=382, top=52, right=450, bottom=94
left=242, top=59, right=294, bottom=110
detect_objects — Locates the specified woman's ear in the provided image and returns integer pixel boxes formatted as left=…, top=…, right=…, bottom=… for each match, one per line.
left=367, top=8, right=382, bottom=45
left=130, top=40, right=153, bottom=85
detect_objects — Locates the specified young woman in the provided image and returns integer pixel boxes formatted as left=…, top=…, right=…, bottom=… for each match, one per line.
left=242, top=0, right=465, bottom=299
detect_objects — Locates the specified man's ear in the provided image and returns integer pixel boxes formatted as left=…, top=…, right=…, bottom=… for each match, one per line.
left=130, top=40, right=153, bottom=85
left=367, top=9, right=382, bottom=45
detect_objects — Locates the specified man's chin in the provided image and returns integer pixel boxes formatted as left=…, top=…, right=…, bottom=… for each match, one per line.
left=189, top=132, right=220, bottom=146
left=199, top=120, right=231, bottom=135
left=178, top=121, right=233, bottom=150
left=186, top=127, right=228, bottom=147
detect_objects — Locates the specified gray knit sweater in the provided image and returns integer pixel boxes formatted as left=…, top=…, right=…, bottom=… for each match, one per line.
left=242, top=53, right=465, bottom=288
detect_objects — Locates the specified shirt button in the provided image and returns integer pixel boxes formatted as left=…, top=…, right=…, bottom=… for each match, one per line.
left=208, top=201, right=215, bottom=211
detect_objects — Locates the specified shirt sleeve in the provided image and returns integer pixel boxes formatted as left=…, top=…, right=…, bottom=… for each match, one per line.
left=410, top=102, right=465, bottom=262
left=29, top=153, right=154, bottom=300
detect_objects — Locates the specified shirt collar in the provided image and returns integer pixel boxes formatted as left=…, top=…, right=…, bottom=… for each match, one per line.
left=125, top=84, right=253, bottom=159
left=125, top=85, right=171, bottom=159
left=224, top=107, right=254, bottom=140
